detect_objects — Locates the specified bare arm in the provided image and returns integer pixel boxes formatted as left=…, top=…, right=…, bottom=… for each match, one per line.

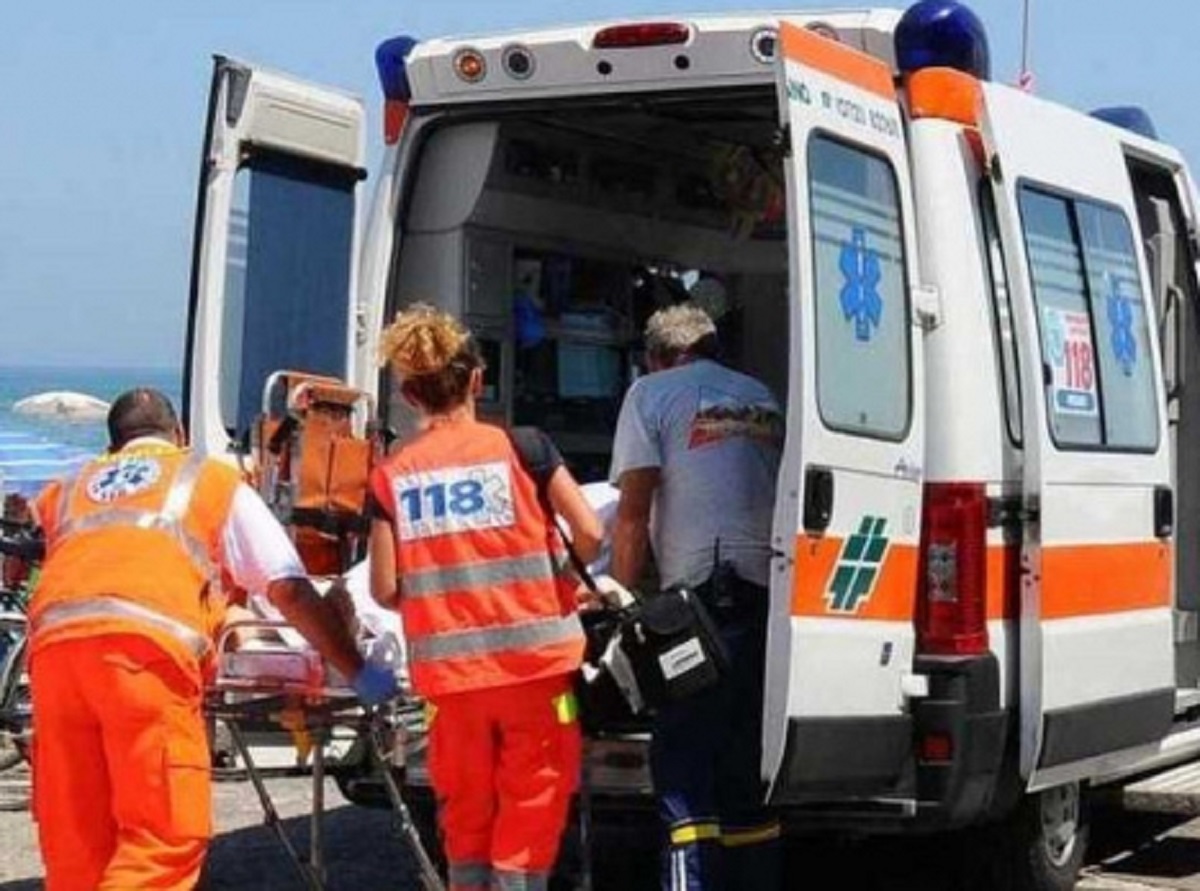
left=368, top=518, right=400, bottom=608
left=265, top=577, right=364, bottom=682
left=611, top=467, right=660, bottom=589
left=546, top=465, right=604, bottom=566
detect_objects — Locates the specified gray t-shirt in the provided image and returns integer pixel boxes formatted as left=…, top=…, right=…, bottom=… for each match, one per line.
left=609, top=359, right=783, bottom=588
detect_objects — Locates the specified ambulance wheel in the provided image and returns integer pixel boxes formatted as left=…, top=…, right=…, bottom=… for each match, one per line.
left=976, top=783, right=1089, bottom=891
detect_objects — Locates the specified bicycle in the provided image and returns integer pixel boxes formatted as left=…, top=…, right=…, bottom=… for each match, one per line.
left=0, top=520, right=41, bottom=774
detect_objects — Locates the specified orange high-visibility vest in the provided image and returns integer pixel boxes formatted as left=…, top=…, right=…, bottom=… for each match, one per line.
left=30, top=445, right=240, bottom=670
left=377, top=420, right=583, bottom=697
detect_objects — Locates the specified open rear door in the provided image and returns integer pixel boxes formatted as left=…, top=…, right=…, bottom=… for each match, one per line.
left=980, top=84, right=1175, bottom=790
left=185, top=57, right=365, bottom=459
left=763, top=22, right=925, bottom=805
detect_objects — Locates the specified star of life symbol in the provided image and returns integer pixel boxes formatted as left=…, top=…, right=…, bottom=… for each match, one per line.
left=1106, top=275, right=1137, bottom=376
left=838, top=227, right=883, bottom=342
left=86, top=457, right=162, bottom=503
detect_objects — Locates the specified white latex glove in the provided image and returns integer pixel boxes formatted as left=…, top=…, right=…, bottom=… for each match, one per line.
left=584, top=574, right=636, bottom=610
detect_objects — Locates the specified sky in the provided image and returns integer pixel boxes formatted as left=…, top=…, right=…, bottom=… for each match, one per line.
left=0, top=1, right=1196, bottom=370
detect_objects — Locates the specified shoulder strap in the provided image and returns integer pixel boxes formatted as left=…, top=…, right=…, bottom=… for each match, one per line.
left=509, top=426, right=554, bottom=493
left=507, top=427, right=599, bottom=593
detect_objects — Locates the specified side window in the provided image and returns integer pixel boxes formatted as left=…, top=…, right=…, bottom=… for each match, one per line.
left=1018, top=186, right=1159, bottom=450
left=809, top=135, right=910, bottom=439
left=220, top=152, right=357, bottom=441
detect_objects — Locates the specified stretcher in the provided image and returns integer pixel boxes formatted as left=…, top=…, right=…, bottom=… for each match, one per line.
left=205, top=620, right=444, bottom=891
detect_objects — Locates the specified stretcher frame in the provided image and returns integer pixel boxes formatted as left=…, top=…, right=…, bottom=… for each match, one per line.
left=205, top=620, right=445, bottom=891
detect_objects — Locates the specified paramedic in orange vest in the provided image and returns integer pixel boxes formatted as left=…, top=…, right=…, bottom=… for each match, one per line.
left=368, top=304, right=603, bottom=891
left=27, top=388, right=397, bottom=891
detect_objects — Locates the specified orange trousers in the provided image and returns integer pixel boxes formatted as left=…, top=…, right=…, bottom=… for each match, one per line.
left=30, top=634, right=212, bottom=891
left=427, top=674, right=581, bottom=891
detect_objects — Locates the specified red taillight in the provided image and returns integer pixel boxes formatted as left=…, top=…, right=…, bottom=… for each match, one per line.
left=593, top=23, right=691, bottom=49
left=919, top=732, right=954, bottom=763
left=917, top=482, right=988, bottom=656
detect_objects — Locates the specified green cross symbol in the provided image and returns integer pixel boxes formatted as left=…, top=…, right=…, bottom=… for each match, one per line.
left=828, top=516, right=889, bottom=613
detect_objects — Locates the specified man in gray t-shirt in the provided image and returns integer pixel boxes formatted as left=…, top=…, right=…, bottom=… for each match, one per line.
left=609, top=303, right=783, bottom=891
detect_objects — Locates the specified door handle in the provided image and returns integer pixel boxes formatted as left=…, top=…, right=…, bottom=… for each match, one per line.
left=803, top=467, right=834, bottom=535
left=1155, top=486, right=1174, bottom=539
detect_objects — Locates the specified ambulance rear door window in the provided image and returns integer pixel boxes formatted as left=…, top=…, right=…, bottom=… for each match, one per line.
left=1018, top=186, right=1158, bottom=451
left=809, top=135, right=911, bottom=440
left=220, top=152, right=356, bottom=442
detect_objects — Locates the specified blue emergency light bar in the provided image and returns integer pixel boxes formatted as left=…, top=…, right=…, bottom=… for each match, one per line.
left=376, top=35, right=419, bottom=102
left=1091, top=106, right=1159, bottom=141
left=895, top=0, right=991, bottom=80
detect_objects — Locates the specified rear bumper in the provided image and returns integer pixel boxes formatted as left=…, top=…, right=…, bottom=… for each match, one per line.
left=363, top=657, right=1013, bottom=834
left=909, top=653, right=1011, bottom=828
left=766, top=654, right=1011, bottom=832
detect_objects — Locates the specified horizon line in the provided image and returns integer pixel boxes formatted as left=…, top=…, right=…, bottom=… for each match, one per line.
left=0, top=363, right=180, bottom=372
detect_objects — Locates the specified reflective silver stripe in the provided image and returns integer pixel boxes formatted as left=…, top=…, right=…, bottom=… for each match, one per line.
left=494, top=871, right=548, bottom=891
left=33, top=595, right=209, bottom=658
left=408, top=614, right=583, bottom=664
left=160, top=451, right=205, bottom=522
left=54, top=452, right=216, bottom=582
left=402, top=553, right=560, bottom=599
left=448, top=862, right=491, bottom=888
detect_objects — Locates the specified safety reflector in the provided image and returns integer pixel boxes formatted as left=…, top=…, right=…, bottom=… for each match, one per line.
left=919, top=732, right=954, bottom=763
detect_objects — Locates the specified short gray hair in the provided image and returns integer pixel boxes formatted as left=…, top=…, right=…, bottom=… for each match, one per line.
left=644, top=304, right=717, bottom=361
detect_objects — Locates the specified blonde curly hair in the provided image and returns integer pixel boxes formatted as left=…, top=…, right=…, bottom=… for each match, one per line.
left=379, top=302, right=483, bottom=412
left=378, top=302, right=471, bottom=376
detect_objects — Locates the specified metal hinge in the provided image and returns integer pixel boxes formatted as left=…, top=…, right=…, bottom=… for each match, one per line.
left=989, top=153, right=1004, bottom=184
left=775, top=125, right=792, bottom=158
left=987, top=495, right=1031, bottom=530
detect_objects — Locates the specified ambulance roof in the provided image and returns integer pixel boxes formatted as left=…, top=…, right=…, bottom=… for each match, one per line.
left=403, top=9, right=904, bottom=107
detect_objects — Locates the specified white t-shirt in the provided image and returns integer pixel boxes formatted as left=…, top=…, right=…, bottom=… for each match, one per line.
left=219, top=484, right=308, bottom=592
left=609, top=359, right=783, bottom=588
left=580, top=481, right=620, bottom=576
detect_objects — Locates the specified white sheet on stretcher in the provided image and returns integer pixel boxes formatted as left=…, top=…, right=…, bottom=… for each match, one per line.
left=242, top=561, right=406, bottom=673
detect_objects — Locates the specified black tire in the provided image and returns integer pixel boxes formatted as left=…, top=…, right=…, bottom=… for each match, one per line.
left=970, top=783, right=1089, bottom=891
left=332, top=769, right=449, bottom=877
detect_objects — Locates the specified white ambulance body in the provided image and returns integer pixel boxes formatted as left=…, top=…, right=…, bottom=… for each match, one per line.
left=184, top=2, right=1200, bottom=885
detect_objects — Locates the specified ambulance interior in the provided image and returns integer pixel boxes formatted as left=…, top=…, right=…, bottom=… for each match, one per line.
left=388, top=89, right=789, bottom=482
left=1128, top=159, right=1200, bottom=688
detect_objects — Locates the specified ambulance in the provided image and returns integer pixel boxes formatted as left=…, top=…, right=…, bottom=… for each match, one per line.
left=182, top=1, right=1200, bottom=887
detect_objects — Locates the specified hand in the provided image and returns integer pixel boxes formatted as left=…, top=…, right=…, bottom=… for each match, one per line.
left=577, top=575, right=635, bottom=611
left=576, top=582, right=605, bottom=612
left=352, top=660, right=399, bottom=706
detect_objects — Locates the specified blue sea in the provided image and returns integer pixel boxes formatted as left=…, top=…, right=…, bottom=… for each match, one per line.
left=0, top=365, right=181, bottom=498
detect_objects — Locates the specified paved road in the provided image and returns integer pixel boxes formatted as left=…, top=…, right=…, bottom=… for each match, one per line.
left=3, top=766, right=1200, bottom=890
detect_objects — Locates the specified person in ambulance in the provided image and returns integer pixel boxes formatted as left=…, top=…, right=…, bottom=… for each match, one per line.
left=367, top=304, right=603, bottom=891
left=26, top=388, right=397, bottom=890
left=610, top=304, right=784, bottom=891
